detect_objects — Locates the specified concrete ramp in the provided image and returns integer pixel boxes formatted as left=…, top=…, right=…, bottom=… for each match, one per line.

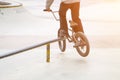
left=0, top=1, right=52, bottom=36
left=0, top=1, right=22, bottom=8
left=0, top=2, right=26, bottom=16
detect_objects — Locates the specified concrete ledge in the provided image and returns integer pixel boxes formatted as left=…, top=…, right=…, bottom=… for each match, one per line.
left=0, top=1, right=22, bottom=8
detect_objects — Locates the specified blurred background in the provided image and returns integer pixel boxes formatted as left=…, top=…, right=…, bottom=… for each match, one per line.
left=0, top=0, right=120, bottom=80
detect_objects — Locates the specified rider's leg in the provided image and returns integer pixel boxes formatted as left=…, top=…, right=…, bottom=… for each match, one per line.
left=59, top=2, right=69, bottom=36
left=70, top=2, right=85, bottom=47
left=70, top=2, right=84, bottom=33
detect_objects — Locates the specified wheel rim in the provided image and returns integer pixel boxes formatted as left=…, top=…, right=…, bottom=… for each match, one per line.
left=74, top=32, right=90, bottom=57
left=58, top=29, right=66, bottom=52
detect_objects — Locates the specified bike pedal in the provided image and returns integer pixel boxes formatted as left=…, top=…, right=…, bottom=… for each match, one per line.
left=67, top=36, right=72, bottom=42
left=73, top=42, right=80, bottom=47
left=73, top=41, right=86, bottom=48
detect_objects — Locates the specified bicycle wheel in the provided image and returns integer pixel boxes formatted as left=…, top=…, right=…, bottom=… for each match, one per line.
left=73, top=32, right=90, bottom=57
left=58, top=29, right=66, bottom=52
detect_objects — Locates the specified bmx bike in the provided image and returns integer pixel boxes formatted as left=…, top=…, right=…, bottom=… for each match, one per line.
left=51, top=11, right=90, bottom=57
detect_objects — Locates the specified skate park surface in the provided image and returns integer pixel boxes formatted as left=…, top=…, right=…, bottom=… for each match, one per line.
left=0, top=0, right=120, bottom=80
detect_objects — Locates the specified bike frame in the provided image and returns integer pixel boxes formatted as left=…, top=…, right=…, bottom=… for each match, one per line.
left=51, top=11, right=90, bottom=57
left=51, top=11, right=60, bottom=21
left=51, top=11, right=75, bottom=42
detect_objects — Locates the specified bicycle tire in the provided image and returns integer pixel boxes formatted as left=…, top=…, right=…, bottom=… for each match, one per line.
left=73, top=32, right=90, bottom=57
left=58, top=30, right=66, bottom=52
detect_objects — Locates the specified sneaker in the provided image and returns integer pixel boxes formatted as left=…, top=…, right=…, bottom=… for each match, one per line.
left=58, top=29, right=66, bottom=37
left=58, top=29, right=73, bottom=42
left=43, top=8, right=52, bottom=12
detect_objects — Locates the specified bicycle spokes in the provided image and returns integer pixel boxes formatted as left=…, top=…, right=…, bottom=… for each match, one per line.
left=73, top=32, right=90, bottom=57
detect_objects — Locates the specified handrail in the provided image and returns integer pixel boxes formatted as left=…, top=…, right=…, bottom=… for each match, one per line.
left=0, top=37, right=66, bottom=62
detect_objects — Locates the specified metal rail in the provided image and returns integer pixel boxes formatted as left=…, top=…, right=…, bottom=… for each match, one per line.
left=0, top=37, right=66, bottom=62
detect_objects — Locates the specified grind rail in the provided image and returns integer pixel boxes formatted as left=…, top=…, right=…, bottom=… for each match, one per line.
left=0, top=37, right=66, bottom=62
